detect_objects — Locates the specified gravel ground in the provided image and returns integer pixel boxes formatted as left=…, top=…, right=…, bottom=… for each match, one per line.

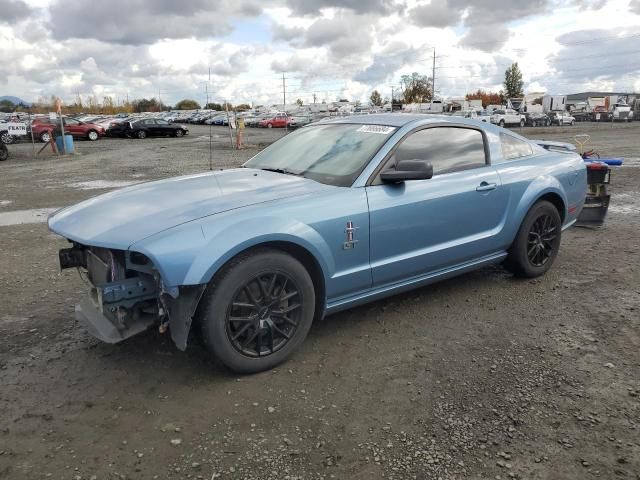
left=0, top=122, right=638, bottom=480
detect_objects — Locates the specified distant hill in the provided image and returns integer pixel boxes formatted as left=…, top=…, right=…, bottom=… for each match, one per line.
left=0, top=96, right=32, bottom=107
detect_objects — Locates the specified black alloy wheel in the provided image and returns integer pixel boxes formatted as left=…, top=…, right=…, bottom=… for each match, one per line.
left=198, top=249, right=316, bottom=373
left=527, top=214, right=558, bottom=267
left=175, top=129, right=184, bottom=137
left=225, top=272, right=301, bottom=357
left=505, top=200, right=562, bottom=277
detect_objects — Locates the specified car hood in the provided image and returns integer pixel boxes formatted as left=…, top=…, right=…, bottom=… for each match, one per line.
left=48, top=168, right=330, bottom=248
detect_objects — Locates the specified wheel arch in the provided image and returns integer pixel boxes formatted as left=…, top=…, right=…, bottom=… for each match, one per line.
left=508, top=180, right=568, bottom=246
left=206, top=241, right=327, bottom=323
left=536, top=191, right=566, bottom=223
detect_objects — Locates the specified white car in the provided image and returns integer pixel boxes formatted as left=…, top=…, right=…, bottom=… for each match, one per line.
left=490, top=109, right=526, bottom=127
left=550, top=112, right=575, bottom=126
left=452, top=110, right=489, bottom=122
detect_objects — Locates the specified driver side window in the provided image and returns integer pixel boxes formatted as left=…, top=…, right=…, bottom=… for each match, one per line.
left=392, top=127, right=487, bottom=176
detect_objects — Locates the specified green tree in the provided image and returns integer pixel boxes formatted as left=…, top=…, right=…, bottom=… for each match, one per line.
left=235, top=103, right=251, bottom=111
left=0, top=99, right=15, bottom=113
left=205, top=102, right=223, bottom=110
left=175, top=99, right=201, bottom=110
left=370, top=89, right=383, bottom=106
left=400, top=72, right=432, bottom=103
left=503, top=63, right=524, bottom=98
left=295, top=98, right=303, bottom=106
left=132, top=97, right=165, bottom=113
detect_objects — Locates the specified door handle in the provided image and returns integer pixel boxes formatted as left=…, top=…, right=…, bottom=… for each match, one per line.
left=476, top=182, right=497, bottom=192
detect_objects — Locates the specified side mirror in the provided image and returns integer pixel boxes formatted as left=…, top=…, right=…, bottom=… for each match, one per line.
left=380, top=160, right=434, bottom=183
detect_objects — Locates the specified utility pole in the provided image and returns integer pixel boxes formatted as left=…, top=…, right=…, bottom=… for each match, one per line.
left=313, top=93, right=317, bottom=104
left=391, top=86, right=394, bottom=112
left=208, top=67, right=212, bottom=170
left=430, top=48, right=436, bottom=112
left=282, top=72, right=288, bottom=133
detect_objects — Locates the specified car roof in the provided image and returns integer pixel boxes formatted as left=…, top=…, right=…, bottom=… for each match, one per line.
left=317, top=113, right=503, bottom=132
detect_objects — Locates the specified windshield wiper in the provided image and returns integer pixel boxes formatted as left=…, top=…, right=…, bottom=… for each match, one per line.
left=259, top=167, right=303, bottom=177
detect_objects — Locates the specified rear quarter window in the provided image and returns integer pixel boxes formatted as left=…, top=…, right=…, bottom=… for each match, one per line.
left=500, top=133, right=533, bottom=160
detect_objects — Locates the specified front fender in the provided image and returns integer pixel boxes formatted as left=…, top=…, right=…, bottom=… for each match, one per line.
left=186, top=216, right=333, bottom=286
left=130, top=215, right=333, bottom=289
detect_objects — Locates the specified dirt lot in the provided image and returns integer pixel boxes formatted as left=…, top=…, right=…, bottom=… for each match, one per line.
left=1, top=122, right=638, bottom=480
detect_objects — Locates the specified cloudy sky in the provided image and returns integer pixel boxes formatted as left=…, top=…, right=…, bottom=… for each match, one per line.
left=1, top=0, right=640, bottom=107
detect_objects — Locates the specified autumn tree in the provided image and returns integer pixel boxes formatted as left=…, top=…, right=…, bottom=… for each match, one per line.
left=370, top=89, right=383, bottom=106
left=465, top=89, right=503, bottom=108
left=102, top=96, right=115, bottom=114
left=400, top=72, right=432, bottom=104
left=503, top=63, right=524, bottom=99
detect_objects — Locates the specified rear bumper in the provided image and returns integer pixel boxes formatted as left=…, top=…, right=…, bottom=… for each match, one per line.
left=75, top=295, right=155, bottom=344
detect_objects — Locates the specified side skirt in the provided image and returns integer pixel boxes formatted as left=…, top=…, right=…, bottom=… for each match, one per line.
left=324, top=251, right=508, bottom=315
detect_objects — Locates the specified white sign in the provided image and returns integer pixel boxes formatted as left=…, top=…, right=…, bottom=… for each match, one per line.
left=7, top=122, right=27, bottom=136
left=357, top=125, right=395, bottom=134
left=49, top=112, right=57, bottom=121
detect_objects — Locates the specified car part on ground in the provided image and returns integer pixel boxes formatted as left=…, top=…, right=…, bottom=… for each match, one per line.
left=577, top=162, right=611, bottom=227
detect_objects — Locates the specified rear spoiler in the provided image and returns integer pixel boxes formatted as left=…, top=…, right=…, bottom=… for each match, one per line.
left=534, top=140, right=577, bottom=153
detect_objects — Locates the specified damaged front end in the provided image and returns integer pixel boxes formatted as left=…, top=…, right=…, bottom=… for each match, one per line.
left=59, top=244, right=205, bottom=350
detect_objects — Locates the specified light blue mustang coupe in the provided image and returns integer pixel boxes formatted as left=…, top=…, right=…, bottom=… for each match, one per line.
left=49, top=115, right=587, bottom=372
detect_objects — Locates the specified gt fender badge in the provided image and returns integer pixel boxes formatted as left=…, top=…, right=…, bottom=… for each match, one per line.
left=343, top=221, right=359, bottom=250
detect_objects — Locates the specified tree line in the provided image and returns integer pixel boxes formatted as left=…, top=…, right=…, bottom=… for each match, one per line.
left=3, top=63, right=527, bottom=115
left=1, top=95, right=252, bottom=115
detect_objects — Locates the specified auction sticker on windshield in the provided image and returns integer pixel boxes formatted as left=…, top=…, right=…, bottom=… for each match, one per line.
left=357, top=125, right=395, bottom=134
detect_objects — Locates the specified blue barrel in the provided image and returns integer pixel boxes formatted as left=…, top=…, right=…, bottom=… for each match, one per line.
left=55, top=134, right=74, bottom=154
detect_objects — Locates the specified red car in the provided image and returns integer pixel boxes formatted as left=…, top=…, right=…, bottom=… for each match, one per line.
left=32, top=117, right=106, bottom=143
left=259, top=113, right=291, bottom=128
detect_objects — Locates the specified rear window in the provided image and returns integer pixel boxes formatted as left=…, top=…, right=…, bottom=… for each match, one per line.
left=500, top=133, right=533, bottom=160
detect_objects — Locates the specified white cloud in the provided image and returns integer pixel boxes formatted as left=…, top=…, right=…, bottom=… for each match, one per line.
left=1, top=0, right=640, bottom=106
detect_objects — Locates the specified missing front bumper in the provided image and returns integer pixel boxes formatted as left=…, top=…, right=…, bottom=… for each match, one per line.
left=75, top=295, right=156, bottom=344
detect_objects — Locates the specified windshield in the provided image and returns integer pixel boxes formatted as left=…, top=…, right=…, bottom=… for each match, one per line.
left=244, top=123, right=397, bottom=187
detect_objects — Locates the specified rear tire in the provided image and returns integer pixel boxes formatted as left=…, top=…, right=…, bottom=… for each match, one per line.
left=505, top=200, right=562, bottom=278
left=520, top=119, right=525, bottom=127
left=197, top=249, right=316, bottom=373
left=40, top=131, right=51, bottom=143
left=175, top=129, right=184, bottom=137
left=499, top=120, right=505, bottom=127
left=136, top=130, right=147, bottom=139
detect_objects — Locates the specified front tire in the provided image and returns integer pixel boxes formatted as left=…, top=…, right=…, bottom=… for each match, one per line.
left=505, top=200, right=562, bottom=278
left=520, top=119, right=525, bottom=127
left=198, top=249, right=316, bottom=373
left=175, top=129, right=184, bottom=137
left=1, top=132, right=15, bottom=144
left=40, top=131, right=51, bottom=143
left=499, top=120, right=505, bottom=127
left=136, top=130, right=147, bottom=139
left=87, top=130, right=99, bottom=141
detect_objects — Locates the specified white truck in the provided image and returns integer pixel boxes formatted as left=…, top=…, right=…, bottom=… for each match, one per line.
left=490, top=108, right=526, bottom=127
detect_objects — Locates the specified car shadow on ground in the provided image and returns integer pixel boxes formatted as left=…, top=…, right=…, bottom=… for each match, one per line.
left=59, top=263, right=515, bottom=385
